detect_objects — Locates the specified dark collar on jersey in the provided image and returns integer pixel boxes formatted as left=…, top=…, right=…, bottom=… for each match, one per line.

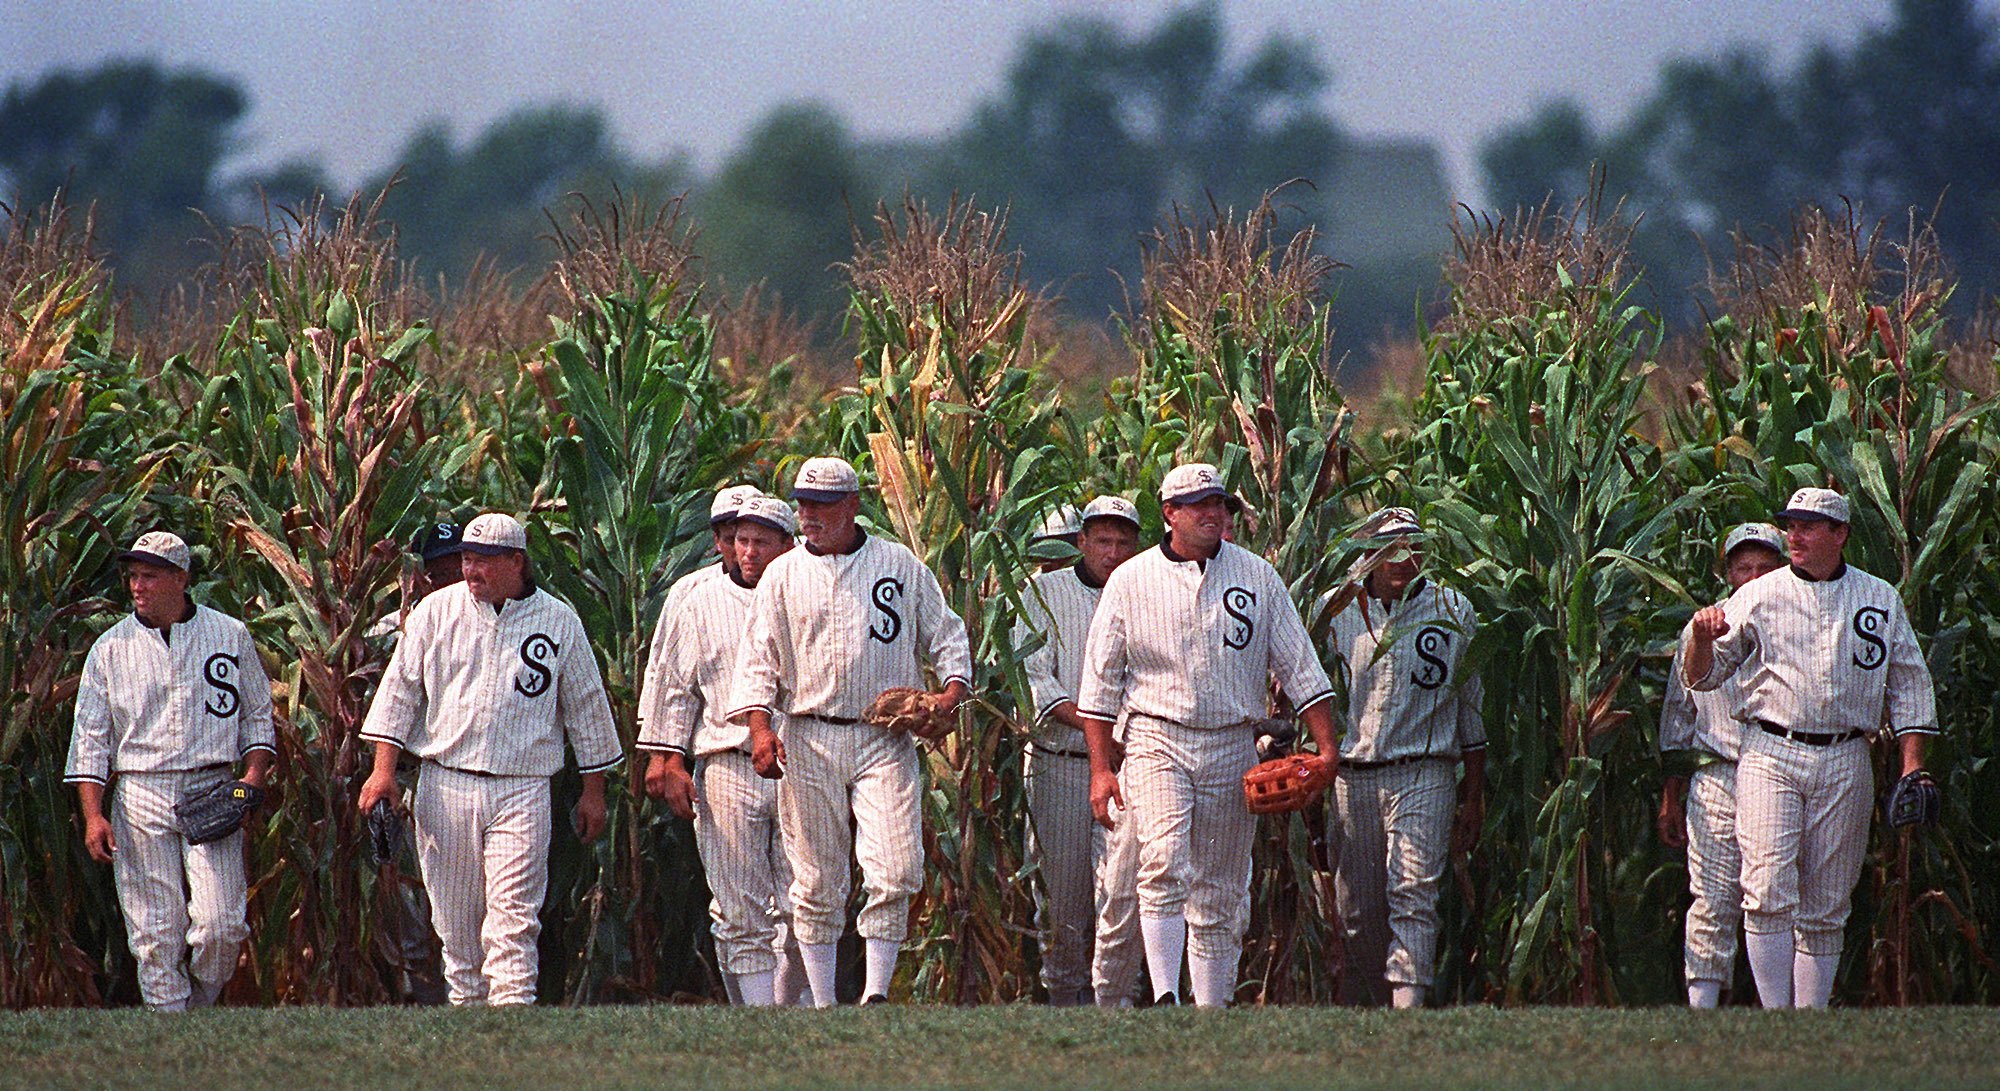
left=1160, top=535, right=1220, bottom=566
left=1790, top=561, right=1848, bottom=583
left=1073, top=560, right=1107, bottom=590
left=806, top=530, right=868, bottom=557
left=490, top=580, right=538, bottom=616
left=729, top=569, right=757, bottom=590
left=138, top=595, right=199, bottom=644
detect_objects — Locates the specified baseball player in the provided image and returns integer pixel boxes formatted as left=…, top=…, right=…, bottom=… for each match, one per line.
left=1078, top=463, right=1338, bottom=1007
left=66, top=531, right=276, bottom=1011
left=1658, top=522, right=1787, bottom=1008
left=1322, top=507, right=1485, bottom=1010
left=356, top=512, right=624, bottom=1007
left=638, top=494, right=812, bottom=1007
left=729, top=456, right=973, bottom=1006
left=1013, top=495, right=1142, bottom=1005
left=1684, top=488, right=1935, bottom=1008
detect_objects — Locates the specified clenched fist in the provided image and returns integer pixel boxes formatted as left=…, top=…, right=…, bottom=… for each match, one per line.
left=1690, top=606, right=1730, bottom=643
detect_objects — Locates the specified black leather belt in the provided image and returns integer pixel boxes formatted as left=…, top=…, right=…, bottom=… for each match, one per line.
left=1757, top=720, right=1867, bottom=746
left=1031, top=742, right=1091, bottom=760
left=797, top=713, right=860, bottom=726
left=1341, top=754, right=1442, bottom=771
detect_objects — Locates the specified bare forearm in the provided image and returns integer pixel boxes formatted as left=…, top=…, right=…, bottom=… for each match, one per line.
left=1900, top=733, right=1926, bottom=776
left=369, top=740, right=403, bottom=777
left=1299, top=703, right=1338, bottom=760
left=241, top=749, right=275, bottom=788
left=1082, top=716, right=1119, bottom=775
left=1461, top=749, right=1486, bottom=795
left=76, top=781, right=107, bottom=822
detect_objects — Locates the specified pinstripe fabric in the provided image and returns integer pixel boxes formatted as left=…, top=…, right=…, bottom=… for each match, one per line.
left=66, top=604, right=272, bottom=1011
left=1123, top=718, right=1259, bottom=960
left=412, top=765, right=552, bottom=1006
left=1014, top=564, right=1106, bottom=1001
left=359, top=583, right=624, bottom=776
left=1091, top=762, right=1143, bottom=1006
left=65, top=606, right=277, bottom=785
left=694, top=751, right=794, bottom=976
left=109, top=769, right=249, bottom=1010
left=1662, top=615, right=1749, bottom=762
left=1326, top=581, right=1484, bottom=763
left=1698, top=564, right=1935, bottom=962
left=1683, top=763, right=1742, bottom=983
left=777, top=719, right=923, bottom=946
left=638, top=569, right=774, bottom=758
left=1329, top=760, right=1454, bottom=998
left=727, top=534, right=973, bottom=722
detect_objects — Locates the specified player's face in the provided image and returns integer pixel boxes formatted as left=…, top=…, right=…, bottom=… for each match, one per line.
left=1724, top=544, right=1786, bottom=591
left=124, top=561, right=190, bottom=625
left=733, top=522, right=794, bottom=585
left=422, top=551, right=463, bottom=592
left=1163, top=495, right=1229, bottom=556
left=461, top=549, right=528, bottom=605
left=796, top=493, right=860, bottom=550
left=1782, top=517, right=1848, bottom=575
left=713, top=524, right=740, bottom=575
left=1366, top=540, right=1423, bottom=598
left=1077, top=519, right=1139, bottom=583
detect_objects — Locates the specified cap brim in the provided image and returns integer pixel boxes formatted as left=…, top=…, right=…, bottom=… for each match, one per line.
left=791, top=487, right=856, bottom=503
left=709, top=513, right=742, bottom=527
left=738, top=513, right=794, bottom=535
left=1162, top=486, right=1229, bottom=505
left=116, top=550, right=187, bottom=570
left=1776, top=509, right=1843, bottom=525
left=1082, top=513, right=1142, bottom=531
left=459, top=541, right=525, bottom=556
left=419, top=543, right=465, bottom=560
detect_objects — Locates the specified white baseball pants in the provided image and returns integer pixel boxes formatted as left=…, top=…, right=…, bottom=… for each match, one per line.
left=1683, top=762, right=1743, bottom=986
left=1330, top=759, right=1454, bottom=1001
left=1735, top=729, right=1873, bottom=956
left=413, top=764, right=551, bottom=1006
left=1025, top=745, right=1096, bottom=1003
left=1091, top=763, right=1143, bottom=1006
left=778, top=717, right=923, bottom=946
left=1124, top=718, right=1258, bottom=966
left=697, top=750, right=795, bottom=976
left=110, top=769, right=249, bottom=1011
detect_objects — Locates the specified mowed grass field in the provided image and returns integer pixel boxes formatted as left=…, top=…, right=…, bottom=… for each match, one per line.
left=2, top=1005, right=1995, bottom=1090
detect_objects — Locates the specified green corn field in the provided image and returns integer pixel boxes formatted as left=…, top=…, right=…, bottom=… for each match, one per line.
left=1, top=186, right=1994, bottom=1009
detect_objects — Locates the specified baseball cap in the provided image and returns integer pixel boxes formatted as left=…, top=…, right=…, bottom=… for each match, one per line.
left=1081, top=495, right=1142, bottom=531
left=117, top=531, right=191, bottom=571
left=736, top=495, right=798, bottom=536
left=1357, top=506, right=1422, bottom=539
left=792, top=457, right=860, bottom=502
left=1032, top=505, right=1082, bottom=542
left=1722, top=522, right=1786, bottom=559
left=412, top=521, right=464, bottom=561
left=461, top=512, right=528, bottom=555
left=1159, top=463, right=1230, bottom=505
left=1777, top=487, right=1850, bottom=525
left=710, top=484, right=764, bottom=526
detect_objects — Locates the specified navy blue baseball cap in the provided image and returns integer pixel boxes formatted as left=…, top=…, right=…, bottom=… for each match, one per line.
left=412, top=521, right=464, bottom=561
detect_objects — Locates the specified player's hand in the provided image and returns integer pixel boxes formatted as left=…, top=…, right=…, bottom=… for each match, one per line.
left=1090, top=769, right=1125, bottom=831
left=573, top=786, right=608, bottom=842
left=1657, top=778, right=1689, bottom=850
left=751, top=726, right=786, bottom=780
left=646, top=755, right=698, bottom=820
left=1690, top=606, right=1730, bottom=644
left=83, top=814, right=116, bottom=863
left=356, top=769, right=399, bottom=816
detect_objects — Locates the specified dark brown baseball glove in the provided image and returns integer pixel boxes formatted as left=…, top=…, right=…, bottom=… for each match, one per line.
left=865, top=687, right=954, bottom=740
left=1243, top=753, right=1333, bottom=815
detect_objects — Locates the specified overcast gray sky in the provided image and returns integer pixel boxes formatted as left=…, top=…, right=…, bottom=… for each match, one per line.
left=4, top=0, right=1914, bottom=201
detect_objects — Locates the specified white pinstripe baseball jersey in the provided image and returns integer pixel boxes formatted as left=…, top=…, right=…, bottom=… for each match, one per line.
left=1662, top=609, right=1748, bottom=762
left=638, top=569, right=773, bottom=758
left=1326, top=579, right=1485, bottom=762
left=1696, top=564, right=1935, bottom=736
left=1076, top=540, right=1333, bottom=728
left=65, top=604, right=276, bottom=785
left=728, top=534, right=972, bottom=721
left=360, top=582, right=624, bottom=774
left=1014, top=564, right=1104, bottom=749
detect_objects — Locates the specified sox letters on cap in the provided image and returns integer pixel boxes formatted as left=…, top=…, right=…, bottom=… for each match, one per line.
left=1081, top=495, right=1141, bottom=531
left=791, top=457, right=860, bottom=502
left=1158, top=463, right=1229, bottom=505
left=460, top=513, right=528, bottom=555
left=711, top=485, right=764, bottom=525
left=1723, top=522, right=1786, bottom=559
left=737, top=495, right=799, bottom=536
left=1777, top=488, right=1849, bottom=525
left=118, top=531, right=192, bottom=571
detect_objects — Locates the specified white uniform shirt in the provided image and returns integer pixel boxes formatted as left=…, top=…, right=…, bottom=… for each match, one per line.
left=637, top=568, right=780, bottom=758
left=729, top=534, right=973, bottom=721
left=1327, top=579, right=1485, bottom=762
left=1661, top=610, right=1747, bottom=763
left=65, top=604, right=277, bottom=784
left=1696, top=563, right=1936, bottom=737
left=1077, top=539, right=1333, bottom=729
left=1013, top=565, right=1104, bottom=751
left=359, top=583, right=624, bottom=775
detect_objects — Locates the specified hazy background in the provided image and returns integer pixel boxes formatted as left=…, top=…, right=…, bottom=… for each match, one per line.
left=4, top=0, right=1995, bottom=379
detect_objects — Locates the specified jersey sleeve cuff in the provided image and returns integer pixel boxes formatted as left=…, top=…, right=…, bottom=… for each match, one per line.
left=726, top=704, right=775, bottom=724
left=63, top=772, right=108, bottom=786
left=240, top=743, right=278, bottom=757
left=941, top=675, right=973, bottom=690
left=1891, top=724, right=1940, bottom=737
left=576, top=754, right=625, bottom=775
left=1036, top=697, right=1073, bottom=722
left=357, top=730, right=406, bottom=748
left=1460, top=741, right=1487, bottom=753
left=1292, top=689, right=1335, bottom=714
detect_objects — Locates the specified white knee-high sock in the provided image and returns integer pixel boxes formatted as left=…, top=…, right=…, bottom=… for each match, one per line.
left=801, top=942, right=840, bottom=1009
left=1140, top=915, right=1185, bottom=1001
left=1744, top=931, right=1794, bottom=1009
left=1687, top=980, right=1722, bottom=1009
left=1391, top=985, right=1425, bottom=1010
left=1793, top=951, right=1839, bottom=1009
left=738, top=970, right=776, bottom=1007
left=1188, top=952, right=1236, bottom=1008
left=863, top=938, right=899, bottom=1000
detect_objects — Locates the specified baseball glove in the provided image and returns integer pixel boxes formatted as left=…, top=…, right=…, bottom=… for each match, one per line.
left=174, top=779, right=266, bottom=845
left=1243, top=753, right=1333, bottom=815
left=1885, top=770, right=1941, bottom=828
left=367, top=798, right=405, bottom=865
left=865, top=686, right=955, bottom=741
